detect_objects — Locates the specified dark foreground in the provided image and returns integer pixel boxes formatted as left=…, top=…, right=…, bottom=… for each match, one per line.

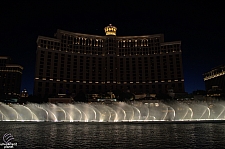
left=1, top=121, right=225, bottom=148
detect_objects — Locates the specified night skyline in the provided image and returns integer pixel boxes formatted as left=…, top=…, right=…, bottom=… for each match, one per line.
left=0, top=1, right=225, bottom=94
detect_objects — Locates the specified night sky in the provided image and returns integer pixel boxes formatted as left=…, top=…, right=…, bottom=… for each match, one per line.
left=0, top=1, right=224, bottom=94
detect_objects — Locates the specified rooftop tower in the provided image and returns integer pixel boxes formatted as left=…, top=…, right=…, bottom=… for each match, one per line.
left=104, top=24, right=117, bottom=36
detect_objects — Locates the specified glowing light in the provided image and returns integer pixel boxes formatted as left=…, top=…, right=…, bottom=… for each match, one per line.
left=104, top=24, right=117, bottom=36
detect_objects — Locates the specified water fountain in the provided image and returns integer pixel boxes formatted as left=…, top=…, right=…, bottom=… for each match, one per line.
left=0, top=101, right=225, bottom=123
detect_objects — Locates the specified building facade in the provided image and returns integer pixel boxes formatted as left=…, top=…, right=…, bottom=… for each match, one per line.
left=203, top=65, right=225, bottom=91
left=34, top=24, right=185, bottom=98
left=0, top=56, right=23, bottom=99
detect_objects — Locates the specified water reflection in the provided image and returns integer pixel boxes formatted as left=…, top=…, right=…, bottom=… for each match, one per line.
left=1, top=122, right=225, bottom=148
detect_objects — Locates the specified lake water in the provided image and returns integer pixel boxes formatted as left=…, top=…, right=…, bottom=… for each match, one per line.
left=1, top=122, right=225, bottom=148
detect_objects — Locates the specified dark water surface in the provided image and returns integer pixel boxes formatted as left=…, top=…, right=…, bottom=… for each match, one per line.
left=0, top=122, right=225, bottom=148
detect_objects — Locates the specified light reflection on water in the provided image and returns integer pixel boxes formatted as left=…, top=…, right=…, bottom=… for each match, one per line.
left=1, top=122, right=225, bottom=148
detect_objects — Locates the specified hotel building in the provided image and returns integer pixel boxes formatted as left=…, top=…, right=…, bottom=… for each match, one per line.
left=0, top=56, right=23, bottom=99
left=203, top=65, right=225, bottom=91
left=34, top=24, right=185, bottom=97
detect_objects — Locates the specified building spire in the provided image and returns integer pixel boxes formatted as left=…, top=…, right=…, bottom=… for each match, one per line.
left=104, top=24, right=117, bottom=36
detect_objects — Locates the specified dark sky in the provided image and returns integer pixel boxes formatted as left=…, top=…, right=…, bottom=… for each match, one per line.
left=0, top=1, right=224, bottom=94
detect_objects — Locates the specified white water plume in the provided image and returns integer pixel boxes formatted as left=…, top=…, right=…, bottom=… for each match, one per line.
left=1, top=101, right=225, bottom=122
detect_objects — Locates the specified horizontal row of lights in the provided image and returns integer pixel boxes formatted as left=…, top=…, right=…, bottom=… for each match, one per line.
left=40, top=43, right=164, bottom=48
left=204, top=71, right=225, bottom=81
left=65, top=52, right=180, bottom=55
left=64, top=36, right=160, bottom=43
left=40, top=45, right=180, bottom=52
left=63, top=35, right=159, bottom=42
left=7, top=92, right=19, bottom=95
left=0, top=70, right=22, bottom=74
left=35, top=78, right=184, bottom=83
left=40, top=47, right=181, bottom=55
